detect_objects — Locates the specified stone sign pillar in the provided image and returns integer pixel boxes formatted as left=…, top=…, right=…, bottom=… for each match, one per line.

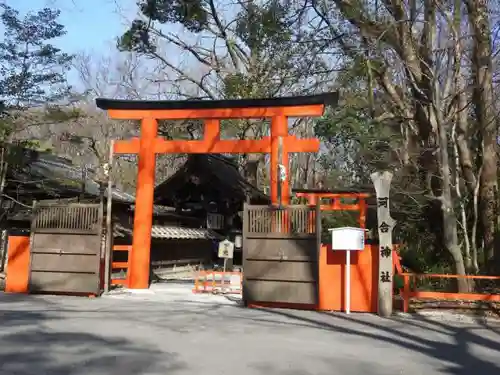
left=371, top=171, right=395, bottom=317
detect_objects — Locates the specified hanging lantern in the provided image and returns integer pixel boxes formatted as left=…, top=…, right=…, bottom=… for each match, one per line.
left=234, top=234, right=242, bottom=248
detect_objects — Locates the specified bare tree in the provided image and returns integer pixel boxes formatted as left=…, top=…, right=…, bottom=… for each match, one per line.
left=463, top=0, right=499, bottom=273
left=17, top=51, right=186, bottom=193
left=302, top=0, right=500, bottom=287
left=116, top=0, right=337, bottom=189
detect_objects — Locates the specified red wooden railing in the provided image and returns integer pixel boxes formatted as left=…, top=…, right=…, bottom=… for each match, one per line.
left=193, top=270, right=243, bottom=295
left=111, top=244, right=131, bottom=287
left=392, top=250, right=500, bottom=312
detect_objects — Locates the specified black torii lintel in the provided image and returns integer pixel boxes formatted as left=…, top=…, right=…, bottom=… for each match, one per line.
left=95, top=92, right=339, bottom=111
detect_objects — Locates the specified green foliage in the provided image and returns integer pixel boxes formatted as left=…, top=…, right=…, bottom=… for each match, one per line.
left=313, top=60, right=447, bottom=273
left=220, top=1, right=298, bottom=99
left=234, top=1, right=291, bottom=52
left=222, top=73, right=253, bottom=99
left=0, top=4, right=75, bottom=141
left=119, top=0, right=290, bottom=55
left=0, top=116, right=13, bottom=141
left=118, top=0, right=208, bottom=52
left=0, top=4, right=75, bottom=199
left=320, top=210, right=359, bottom=244
left=140, top=0, right=208, bottom=32
left=121, top=0, right=324, bottom=103
left=117, top=19, right=155, bottom=53
left=0, top=5, right=73, bottom=108
left=316, top=98, right=441, bottom=268
left=314, top=104, right=397, bottom=186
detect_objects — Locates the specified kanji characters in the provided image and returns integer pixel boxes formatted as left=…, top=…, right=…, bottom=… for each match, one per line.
left=380, top=271, right=391, bottom=283
left=379, top=221, right=390, bottom=233
left=380, top=246, right=392, bottom=258
left=377, top=197, right=388, bottom=208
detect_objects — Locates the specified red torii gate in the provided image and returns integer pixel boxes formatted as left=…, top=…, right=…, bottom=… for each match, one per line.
left=96, top=93, right=338, bottom=289
left=294, top=189, right=370, bottom=229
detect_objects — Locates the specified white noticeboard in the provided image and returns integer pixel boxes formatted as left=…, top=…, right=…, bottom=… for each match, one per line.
left=218, top=239, right=235, bottom=259
left=328, top=227, right=366, bottom=315
left=329, top=227, right=365, bottom=251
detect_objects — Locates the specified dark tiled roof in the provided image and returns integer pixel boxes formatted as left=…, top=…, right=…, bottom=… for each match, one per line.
left=114, top=223, right=221, bottom=240
left=5, top=148, right=134, bottom=203
left=130, top=204, right=176, bottom=215
left=8, top=210, right=218, bottom=240
left=4, top=148, right=184, bottom=213
left=154, top=154, right=269, bottom=206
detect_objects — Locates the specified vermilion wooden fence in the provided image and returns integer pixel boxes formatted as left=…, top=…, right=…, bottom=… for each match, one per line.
left=193, top=270, right=243, bottom=295
left=111, top=244, right=130, bottom=287
left=392, top=250, right=500, bottom=312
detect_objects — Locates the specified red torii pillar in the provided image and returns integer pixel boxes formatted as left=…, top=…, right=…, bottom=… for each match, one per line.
left=96, top=94, right=336, bottom=289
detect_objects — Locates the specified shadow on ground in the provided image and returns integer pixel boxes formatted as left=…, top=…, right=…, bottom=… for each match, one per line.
left=247, top=305, right=500, bottom=375
left=0, top=293, right=185, bottom=375
left=2, top=291, right=500, bottom=375
left=122, top=294, right=500, bottom=375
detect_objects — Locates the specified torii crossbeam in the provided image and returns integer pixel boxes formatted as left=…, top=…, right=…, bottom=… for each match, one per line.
left=96, top=93, right=338, bottom=289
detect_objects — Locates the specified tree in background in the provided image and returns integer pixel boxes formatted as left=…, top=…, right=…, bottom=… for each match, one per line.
left=0, top=5, right=73, bottom=108
left=111, top=1, right=500, bottom=285
left=116, top=0, right=333, bottom=188
left=34, top=51, right=184, bottom=195
left=305, top=0, right=500, bottom=287
left=0, top=4, right=76, bottom=226
left=0, top=3, right=78, bottom=272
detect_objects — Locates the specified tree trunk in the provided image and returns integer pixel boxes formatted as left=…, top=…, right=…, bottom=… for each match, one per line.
left=242, top=156, right=260, bottom=190
left=437, top=111, right=469, bottom=292
left=464, top=0, right=499, bottom=274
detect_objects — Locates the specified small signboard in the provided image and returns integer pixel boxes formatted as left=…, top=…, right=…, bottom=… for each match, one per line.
left=329, top=227, right=365, bottom=251
left=218, top=239, right=234, bottom=259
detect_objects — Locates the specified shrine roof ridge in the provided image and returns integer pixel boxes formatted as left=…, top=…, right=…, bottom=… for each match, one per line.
left=95, top=92, right=339, bottom=111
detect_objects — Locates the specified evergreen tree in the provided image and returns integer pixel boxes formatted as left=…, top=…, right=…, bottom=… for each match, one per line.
left=0, top=4, right=73, bottom=109
left=0, top=4, right=76, bottom=238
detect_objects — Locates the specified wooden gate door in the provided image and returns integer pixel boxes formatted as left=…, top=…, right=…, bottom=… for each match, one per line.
left=242, top=204, right=321, bottom=306
left=29, top=202, right=103, bottom=294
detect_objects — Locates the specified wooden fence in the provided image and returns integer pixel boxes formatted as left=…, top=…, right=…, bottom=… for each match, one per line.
left=193, top=270, right=243, bottom=295
left=392, top=250, right=500, bottom=312
left=111, top=244, right=130, bottom=287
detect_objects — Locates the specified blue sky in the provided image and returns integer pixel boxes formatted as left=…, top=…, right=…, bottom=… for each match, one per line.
left=12, top=0, right=136, bottom=53
left=8, top=0, right=139, bottom=88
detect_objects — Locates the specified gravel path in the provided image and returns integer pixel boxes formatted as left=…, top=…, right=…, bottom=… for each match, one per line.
left=0, top=285, right=499, bottom=375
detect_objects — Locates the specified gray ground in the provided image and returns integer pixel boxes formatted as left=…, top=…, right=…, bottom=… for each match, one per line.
left=0, top=288, right=499, bottom=375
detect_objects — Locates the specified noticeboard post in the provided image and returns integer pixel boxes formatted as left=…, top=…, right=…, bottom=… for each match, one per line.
left=218, top=239, right=235, bottom=289
left=329, top=227, right=365, bottom=314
